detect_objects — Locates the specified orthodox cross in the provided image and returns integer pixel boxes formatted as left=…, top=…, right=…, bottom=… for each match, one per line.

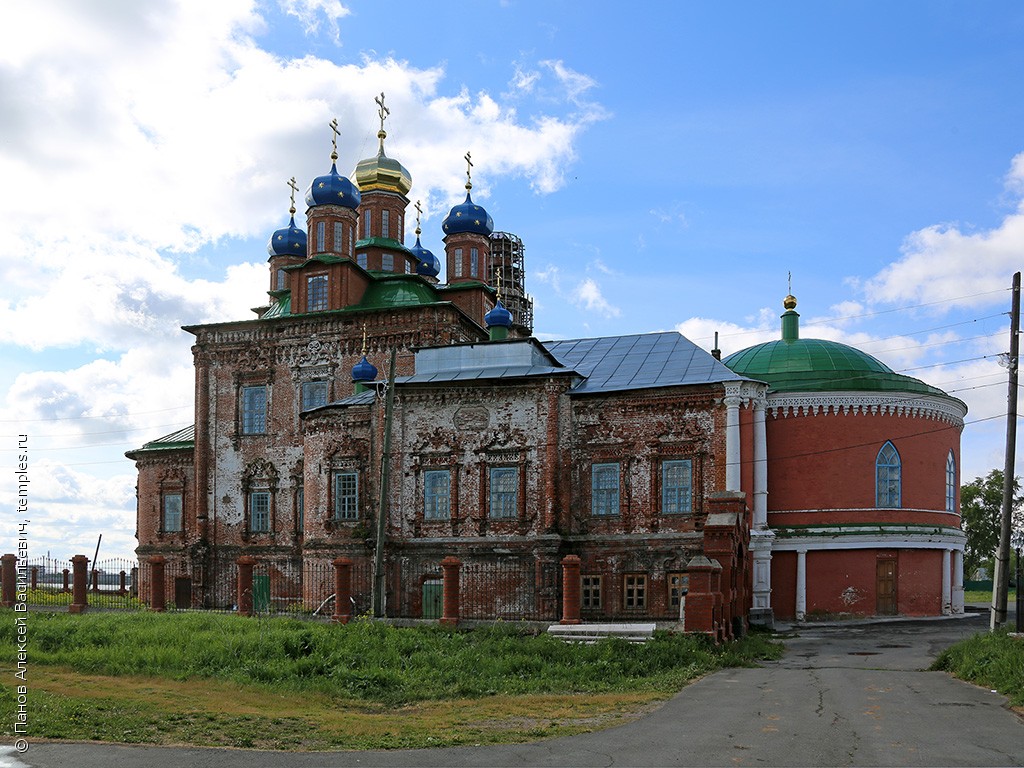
left=361, top=324, right=368, bottom=356
left=788, top=270, right=792, bottom=294
left=414, top=200, right=423, bottom=235
left=375, top=92, right=389, bottom=131
left=329, top=118, right=340, bottom=161
left=496, top=272, right=503, bottom=302
left=464, top=151, right=473, bottom=190
left=287, top=176, right=298, bottom=215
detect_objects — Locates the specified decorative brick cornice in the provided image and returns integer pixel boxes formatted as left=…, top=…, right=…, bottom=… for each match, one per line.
left=766, top=391, right=966, bottom=427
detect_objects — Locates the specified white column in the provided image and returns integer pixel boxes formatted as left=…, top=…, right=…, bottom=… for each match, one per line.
left=723, top=385, right=743, bottom=492
left=952, top=549, right=964, bottom=615
left=942, top=549, right=952, bottom=615
left=795, top=549, right=807, bottom=622
left=752, top=393, right=768, bottom=529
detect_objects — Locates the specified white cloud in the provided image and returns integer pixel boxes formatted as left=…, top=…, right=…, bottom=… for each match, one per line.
left=572, top=278, right=620, bottom=318
left=860, top=152, right=1024, bottom=309
left=279, top=0, right=351, bottom=42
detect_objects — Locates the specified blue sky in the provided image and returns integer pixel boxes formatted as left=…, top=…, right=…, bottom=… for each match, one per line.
left=1, top=0, right=1022, bottom=560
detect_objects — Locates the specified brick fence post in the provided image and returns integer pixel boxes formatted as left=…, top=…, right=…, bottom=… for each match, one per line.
left=237, top=556, right=256, bottom=617
left=560, top=554, right=582, bottom=625
left=62, top=568, right=70, bottom=593
left=440, top=556, right=461, bottom=627
left=1, top=554, right=16, bottom=608
left=149, top=556, right=166, bottom=612
left=30, top=566, right=38, bottom=591
left=69, top=554, right=89, bottom=613
left=332, top=557, right=353, bottom=624
left=683, top=555, right=720, bottom=639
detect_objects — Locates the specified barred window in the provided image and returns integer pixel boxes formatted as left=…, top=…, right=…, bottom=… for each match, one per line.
left=876, top=441, right=901, bottom=508
left=945, top=451, right=956, bottom=512
left=241, top=386, right=266, bottom=435
left=382, top=253, right=394, bottom=271
left=591, top=463, right=619, bottom=516
left=470, top=247, right=478, bottom=277
left=489, top=467, right=518, bottom=519
left=316, top=220, right=325, bottom=251
left=424, top=470, right=451, bottom=520
left=453, top=248, right=463, bottom=278
left=307, top=274, right=328, bottom=312
left=363, top=210, right=371, bottom=239
left=581, top=575, right=602, bottom=610
left=162, top=493, right=183, bottom=532
left=623, top=574, right=647, bottom=610
left=662, top=459, right=693, bottom=514
left=357, top=253, right=367, bottom=269
left=249, top=491, right=270, bottom=533
left=275, top=268, right=286, bottom=290
left=301, top=381, right=328, bottom=411
left=333, top=221, right=343, bottom=252
left=334, top=471, right=359, bottom=520
left=382, top=210, right=390, bottom=239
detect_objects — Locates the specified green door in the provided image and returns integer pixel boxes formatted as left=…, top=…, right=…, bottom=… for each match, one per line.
left=253, top=574, right=271, bottom=613
left=422, top=579, right=443, bottom=619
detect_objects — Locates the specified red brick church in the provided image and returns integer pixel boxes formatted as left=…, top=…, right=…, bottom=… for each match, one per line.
left=127, top=97, right=966, bottom=628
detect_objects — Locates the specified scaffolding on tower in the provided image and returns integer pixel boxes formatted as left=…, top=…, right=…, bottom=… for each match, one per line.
left=488, top=231, right=534, bottom=333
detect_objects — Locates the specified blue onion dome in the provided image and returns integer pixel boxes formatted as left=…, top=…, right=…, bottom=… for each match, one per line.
left=410, top=235, right=441, bottom=277
left=266, top=214, right=307, bottom=257
left=305, top=162, right=361, bottom=209
left=485, top=299, right=512, bottom=329
left=351, top=355, right=378, bottom=382
left=442, top=191, right=494, bottom=236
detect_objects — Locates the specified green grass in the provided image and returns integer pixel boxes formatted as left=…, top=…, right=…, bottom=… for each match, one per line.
left=931, top=629, right=1024, bottom=707
left=1, top=611, right=780, bottom=706
left=0, top=610, right=782, bottom=749
left=21, top=588, right=146, bottom=610
left=962, top=588, right=1016, bottom=604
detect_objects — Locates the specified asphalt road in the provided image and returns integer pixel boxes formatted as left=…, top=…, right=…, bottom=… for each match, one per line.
left=7, top=611, right=1024, bottom=768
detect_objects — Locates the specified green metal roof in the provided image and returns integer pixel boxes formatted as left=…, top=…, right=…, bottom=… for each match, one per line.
left=722, top=308, right=949, bottom=396
left=263, top=293, right=291, bottom=318
left=353, top=237, right=414, bottom=256
left=125, top=425, right=195, bottom=459
left=357, top=276, right=439, bottom=309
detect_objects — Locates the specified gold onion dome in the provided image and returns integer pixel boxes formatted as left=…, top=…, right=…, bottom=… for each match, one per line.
left=354, top=93, right=411, bottom=196
left=354, top=131, right=412, bottom=195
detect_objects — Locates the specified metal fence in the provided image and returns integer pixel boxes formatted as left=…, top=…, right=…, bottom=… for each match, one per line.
left=22, top=556, right=145, bottom=610
left=12, top=554, right=562, bottom=622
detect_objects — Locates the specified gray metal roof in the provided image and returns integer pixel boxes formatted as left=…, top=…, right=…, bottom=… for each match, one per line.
left=542, top=332, right=751, bottom=395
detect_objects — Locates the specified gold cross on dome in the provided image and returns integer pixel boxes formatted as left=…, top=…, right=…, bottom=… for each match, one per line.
left=329, top=118, right=341, bottom=161
left=361, top=324, right=368, bottom=356
left=496, top=273, right=503, bottom=302
left=464, top=151, right=473, bottom=190
left=287, top=177, right=298, bottom=214
left=414, top=199, right=423, bottom=234
left=375, top=92, right=389, bottom=132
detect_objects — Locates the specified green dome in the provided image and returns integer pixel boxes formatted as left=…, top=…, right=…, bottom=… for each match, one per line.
left=722, top=305, right=948, bottom=396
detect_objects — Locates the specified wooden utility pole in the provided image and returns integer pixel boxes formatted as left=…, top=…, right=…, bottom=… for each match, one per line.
left=373, top=349, right=397, bottom=618
left=991, top=271, right=1020, bottom=630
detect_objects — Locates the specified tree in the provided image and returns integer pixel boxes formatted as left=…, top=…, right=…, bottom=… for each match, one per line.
left=960, top=469, right=1023, bottom=579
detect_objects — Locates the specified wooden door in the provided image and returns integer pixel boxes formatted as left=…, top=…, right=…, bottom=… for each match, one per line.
left=422, top=579, right=443, bottom=619
left=876, top=558, right=897, bottom=615
left=174, top=577, right=192, bottom=609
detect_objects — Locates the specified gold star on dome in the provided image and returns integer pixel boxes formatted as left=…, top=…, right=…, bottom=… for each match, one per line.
left=318, top=182, right=325, bottom=189
left=474, top=219, right=480, bottom=225
left=455, top=211, right=462, bottom=217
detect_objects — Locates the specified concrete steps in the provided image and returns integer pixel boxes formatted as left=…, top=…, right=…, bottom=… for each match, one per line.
left=547, top=622, right=656, bottom=644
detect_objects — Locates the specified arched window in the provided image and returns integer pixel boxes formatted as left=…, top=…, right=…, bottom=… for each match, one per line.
left=946, top=450, right=956, bottom=512
left=875, top=441, right=901, bottom=508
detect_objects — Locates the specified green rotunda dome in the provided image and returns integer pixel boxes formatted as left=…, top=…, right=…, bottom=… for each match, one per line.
left=722, top=296, right=949, bottom=397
